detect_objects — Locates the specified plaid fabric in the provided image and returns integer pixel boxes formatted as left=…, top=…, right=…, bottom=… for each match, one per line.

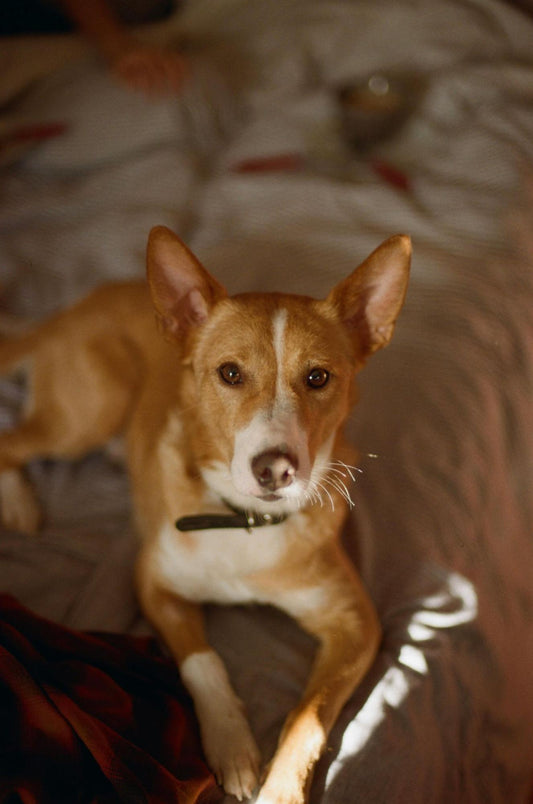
left=0, top=595, right=217, bottom=804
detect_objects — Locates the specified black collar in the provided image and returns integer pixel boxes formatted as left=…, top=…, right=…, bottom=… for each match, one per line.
left=175, top=502, right=289, bottom=532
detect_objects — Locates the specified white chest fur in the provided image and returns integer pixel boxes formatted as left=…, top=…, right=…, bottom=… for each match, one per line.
left=154, top=518, right=291, bottom=604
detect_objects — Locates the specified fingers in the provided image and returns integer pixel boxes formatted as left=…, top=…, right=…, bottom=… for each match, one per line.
left=113, top=47, right=187, bottom=96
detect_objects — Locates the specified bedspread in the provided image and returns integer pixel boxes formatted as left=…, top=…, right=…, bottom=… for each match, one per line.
left=1, top=1, right=533, bottom=802
left=0, top=595, right=216, bottom=803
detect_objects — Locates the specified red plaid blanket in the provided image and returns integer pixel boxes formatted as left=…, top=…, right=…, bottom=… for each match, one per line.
left=0, top=595, right=217, bottom=804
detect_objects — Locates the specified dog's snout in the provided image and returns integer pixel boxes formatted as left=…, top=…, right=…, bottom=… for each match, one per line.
left=251, top=450, right=299, bottom=492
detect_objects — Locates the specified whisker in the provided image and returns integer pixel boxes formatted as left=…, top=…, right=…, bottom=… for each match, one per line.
left=318, top=460, right=362, bottom=506
left=331, top=477, right=354, bottom=503
left=322, top=476, right=355, bottom=509
left=314, top=480, right=335, bottom=511
left=330, top=459, right=363, bottom=470
left=327, top=467, right=351, bottom=479
left=315, top=487, right=325, bottom=508
left=344, top=466, right=360, bottom=482
left=328, top=460, right=364, bottom=482
left=304, top=482, right=322, bottom=508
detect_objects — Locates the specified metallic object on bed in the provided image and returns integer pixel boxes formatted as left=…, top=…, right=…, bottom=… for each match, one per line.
left=337, top=72, right=425, bottom=152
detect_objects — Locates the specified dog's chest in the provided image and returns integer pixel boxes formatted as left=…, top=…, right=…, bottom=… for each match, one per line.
left=154, top=519, right=290, bottom=604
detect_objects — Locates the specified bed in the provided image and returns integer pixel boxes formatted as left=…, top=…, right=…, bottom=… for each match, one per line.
left=1, top=1, right=533, bottom=801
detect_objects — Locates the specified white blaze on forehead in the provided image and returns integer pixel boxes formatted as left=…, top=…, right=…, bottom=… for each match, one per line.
left=272, top=307, right=289, bottom=405
left=272, top=307, right=288, bottom=353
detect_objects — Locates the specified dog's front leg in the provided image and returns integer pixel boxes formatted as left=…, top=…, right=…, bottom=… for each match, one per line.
left=255, top=553, right=381, bottom=804
left=137, top=571, right=261, bottom=801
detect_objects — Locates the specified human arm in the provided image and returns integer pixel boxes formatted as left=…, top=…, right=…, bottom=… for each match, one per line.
left=58, top=0, right=186, bottom=95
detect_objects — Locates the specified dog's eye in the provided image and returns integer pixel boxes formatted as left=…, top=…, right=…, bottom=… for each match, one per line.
left=307, top=367, right=330, bottom=389
left=218, top=363, right=242, bottom=385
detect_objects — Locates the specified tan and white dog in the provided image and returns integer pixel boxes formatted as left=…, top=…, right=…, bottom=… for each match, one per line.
left=0, top=227, right=411, bottom=804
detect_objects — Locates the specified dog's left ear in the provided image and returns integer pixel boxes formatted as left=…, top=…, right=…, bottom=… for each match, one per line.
left=147, top=226, right=227, bottom=339
left=324, top=234, right=411, bottom=359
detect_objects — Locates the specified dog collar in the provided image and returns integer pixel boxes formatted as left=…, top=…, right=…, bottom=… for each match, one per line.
left=175, top=503, right=288, bottom=532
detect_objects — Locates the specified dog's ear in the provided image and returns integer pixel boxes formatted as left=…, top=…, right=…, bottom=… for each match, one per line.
left=147, top=226, right=227, bottom=339
left=324, top=235, right=411, bottom=359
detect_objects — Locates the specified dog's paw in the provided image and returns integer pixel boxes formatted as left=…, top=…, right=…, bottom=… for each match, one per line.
left=202, top=710, right=261, bottom=801
left=253, top=765, right=308, bottom=804
left=181, top=650, right=261, bottom=800
left=254, top=784, right=305, bottom=804
left=0, top=468, right=41, bottom=533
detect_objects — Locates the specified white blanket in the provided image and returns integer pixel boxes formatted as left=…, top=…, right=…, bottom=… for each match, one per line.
left=1, top=1, right=533, bottom=801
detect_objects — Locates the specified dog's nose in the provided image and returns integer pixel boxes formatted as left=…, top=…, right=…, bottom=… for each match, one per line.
left=251, top=449, right=299, bottom=492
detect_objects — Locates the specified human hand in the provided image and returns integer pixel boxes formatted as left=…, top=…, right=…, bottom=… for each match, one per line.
left=112, top=45, right=187, bottom=97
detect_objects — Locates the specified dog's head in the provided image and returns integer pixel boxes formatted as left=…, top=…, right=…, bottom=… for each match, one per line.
left=147, top=227, right=410, bottom=515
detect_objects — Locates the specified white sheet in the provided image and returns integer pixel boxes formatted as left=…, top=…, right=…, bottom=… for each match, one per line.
left=1, top=1, right=533, bottom=801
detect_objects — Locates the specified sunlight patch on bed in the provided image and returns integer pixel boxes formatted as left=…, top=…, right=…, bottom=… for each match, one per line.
left=325, top=572, right=478, bottom=785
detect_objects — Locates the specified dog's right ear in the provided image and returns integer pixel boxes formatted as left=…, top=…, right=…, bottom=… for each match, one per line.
left=147, top=226, right=227, bottom=339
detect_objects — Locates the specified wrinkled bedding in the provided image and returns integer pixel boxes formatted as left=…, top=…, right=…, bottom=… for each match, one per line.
left=1, top=1, right=533, bottom=802
left=0, top=594, right=216, bottom=803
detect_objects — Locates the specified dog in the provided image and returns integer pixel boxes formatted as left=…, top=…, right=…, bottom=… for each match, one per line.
left=0, top=227, right=411, bottom=803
